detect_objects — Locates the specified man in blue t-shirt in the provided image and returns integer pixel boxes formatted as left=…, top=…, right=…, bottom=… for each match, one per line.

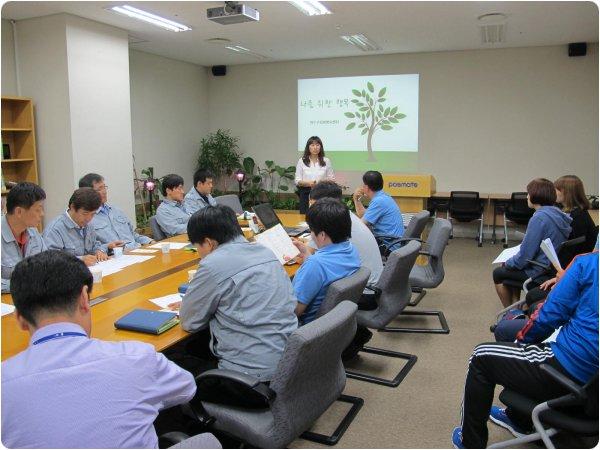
left=452, top=251, right=599, bottom=449
left=353, top=171, right=404, bottom=252
left=292, top=198, right=361, bottom=325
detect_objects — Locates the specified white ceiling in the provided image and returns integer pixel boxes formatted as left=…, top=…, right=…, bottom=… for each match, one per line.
left=2, top=1, right=598, bottom=67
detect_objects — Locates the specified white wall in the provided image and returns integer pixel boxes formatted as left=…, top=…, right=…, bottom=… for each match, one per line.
left=129, top=50, right=209, bottom=193
left=1, top=19, right=17, bottom=95
left=65, top=15, right=135, bottom=220
left=208, top=45, right=599, bottom=195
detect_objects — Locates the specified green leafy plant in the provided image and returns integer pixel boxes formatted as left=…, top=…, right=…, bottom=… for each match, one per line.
left=240, top=157, right=297, bottom=209
left=342, top=195, right=357, bottom=213
left=344, top=81, right=406, bottom=162
left=197, top=129, right=242, bottom=191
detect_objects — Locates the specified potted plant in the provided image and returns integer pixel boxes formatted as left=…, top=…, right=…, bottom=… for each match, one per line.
left=197, top=129, right=243, bottom=192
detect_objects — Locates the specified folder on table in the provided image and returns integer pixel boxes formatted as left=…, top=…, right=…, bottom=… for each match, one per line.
left=114, top=309, right=179, bottom=335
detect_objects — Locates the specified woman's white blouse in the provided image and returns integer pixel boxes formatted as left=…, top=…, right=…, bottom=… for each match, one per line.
left=294, top=157, right=335, bottom=185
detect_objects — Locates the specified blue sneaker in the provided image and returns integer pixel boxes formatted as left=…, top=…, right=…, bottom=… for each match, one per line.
left=489, top=406, right=528, bottom=437
left=451, top=427, right=465, bottom=449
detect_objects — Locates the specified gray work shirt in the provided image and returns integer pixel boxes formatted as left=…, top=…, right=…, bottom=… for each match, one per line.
left=183, top=188, right=216, bottom=215
left=180, top=236, right=298, bottom=380
left=155, top=199, right=190, bottom=237
left=43, top=212, right=102, bottom=256
left=92, top=203, right=152, bottom=250
left=1, top=215, right=48, bottom=292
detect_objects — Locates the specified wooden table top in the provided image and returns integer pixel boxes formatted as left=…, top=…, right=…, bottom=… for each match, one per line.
left=1, top=213, right=305, bottom=361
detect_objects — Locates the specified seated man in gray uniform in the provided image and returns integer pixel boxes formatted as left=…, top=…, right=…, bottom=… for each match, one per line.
left=79, top=173, right=155, bottom=250
left=1, top=182, right=48, bottom=293
left=183, top=168, right=217, bottom=215
left=170, top=205, right=298, bottom=381
left=155, top=174, right=191, bottom=237
left=44, top=188, right=120, bottom=266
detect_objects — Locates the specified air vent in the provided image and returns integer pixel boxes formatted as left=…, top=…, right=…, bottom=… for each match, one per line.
left=205, top=38, right=232, bottom=45
left=478, top=13, right=507, bottom=44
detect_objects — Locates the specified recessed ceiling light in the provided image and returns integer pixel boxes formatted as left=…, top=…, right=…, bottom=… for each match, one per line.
left=225, top=45, right=268, bottom=59
left=108, top=5, right=191, bottom=32
left=478, top=13, right=507, bottom=44
left=289, top=1, right=331, bottom=16
left=340, top=34, right=381, bottom=52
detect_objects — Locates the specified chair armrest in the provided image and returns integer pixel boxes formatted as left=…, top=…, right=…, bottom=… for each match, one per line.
left=526, top=259, right=550, bottom=270
left=398, top=237, right=423, bottom=243
left=547, top=393, right=581, bottom=409
left=540, top=364, right=585, bottom=400
left=419, top=250, right=432, bottom=257
left=159, top=431, right=190, bottom=448
left=194, top=369, right=276, bottom=408
left=196, top=368, right=263, bottom=387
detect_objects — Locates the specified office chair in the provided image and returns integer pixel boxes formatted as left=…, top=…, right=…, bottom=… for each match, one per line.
left=375, top=210, right=431, bottom=258
left=159, top=432, right=221, bottom=448
left=150, top=216, right=167, bottom=241
left=183, top=302, right=363, bottom=447
left=502, top=192, right=534, bottom=248
left=489, top=365, right=598, bottom=449
left=214, top=194, right=244, bottom=215
left=447, top=191, right=484, bottom=247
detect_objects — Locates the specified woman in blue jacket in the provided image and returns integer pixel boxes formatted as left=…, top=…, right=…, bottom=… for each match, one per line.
left=493, top=178, right=571, bottom=307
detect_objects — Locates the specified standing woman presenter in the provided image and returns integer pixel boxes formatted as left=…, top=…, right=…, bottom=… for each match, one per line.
left=295, top=136, right=335, bottom=214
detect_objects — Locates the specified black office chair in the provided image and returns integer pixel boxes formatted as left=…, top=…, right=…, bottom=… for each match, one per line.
left=489, top=365, right=598, bottom=449
left=447, top=191, right=484, bottom=247
left=502, top=192, right=535, bottom=248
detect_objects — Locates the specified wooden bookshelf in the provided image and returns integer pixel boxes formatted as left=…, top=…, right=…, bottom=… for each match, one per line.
left=1, top=96, right=39, bottom=195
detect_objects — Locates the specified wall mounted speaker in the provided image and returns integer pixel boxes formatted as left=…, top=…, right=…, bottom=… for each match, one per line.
left=568, top=42, right=587, bottom=57
left=211, top=65, right=227, bottom=76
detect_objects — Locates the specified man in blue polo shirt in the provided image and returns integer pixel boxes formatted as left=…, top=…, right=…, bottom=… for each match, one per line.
left=353, top=170, right=404, bottom=252
left=292, top=198, right=361, bottom=325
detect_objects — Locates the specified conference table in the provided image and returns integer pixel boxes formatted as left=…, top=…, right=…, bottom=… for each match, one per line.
left=1, top=213, right=305, bottom=362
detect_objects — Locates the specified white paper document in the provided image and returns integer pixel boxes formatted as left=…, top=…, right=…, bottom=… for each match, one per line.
left=128, top=248, right=158, bottom=254
left=95, top=255, right=155, bottom=276
left=255, top=224, right=301, bottom=264
left=148, top=242, right=190, bottom=250
left=149, top=293, right=182, bottom=309
left=540, top=238, right=561, bottom=271
left=492, top=245, right=521, bottom=264
left=1, top=303, right=15, bottom=316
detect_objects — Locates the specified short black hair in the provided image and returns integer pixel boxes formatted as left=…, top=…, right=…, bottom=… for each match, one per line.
left=194, top=168, right=215, bottom=186
left=11, top=250, right=93, bottom=327
left=306, top=198, right=351, bottom=244
left=187, top=204, right=243, bottom=245
left=362, top=171, right=384, bottom=191
left=68, top=188, right=102, bottom=211
left=78, top=173, right=104, bottom=188
left=309, top=180, right=343, bottom=202
left=6, top=182, right=46, bottom=214
left=161, top=174, right=185, bottom=196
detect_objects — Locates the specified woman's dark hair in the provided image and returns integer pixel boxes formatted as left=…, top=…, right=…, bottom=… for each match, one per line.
left=526, top=178, right=556, bottom=206
left=309, top=180, right=343, bottom=202
left=68, top=188, right=102, bottom=211
left=362, top=171, right=384, bottom=192
left=554, top=175, right=590, bottom=212
left=302, top=136, right=325, bottom=167
left=187, top=204, right=243, bottom=245
left=306, top=198, right=351, bottom=244
left=161, top=174, right=185, bottom=196
left=6, top=182, right=46, bottom=214
left=11, top=250, right=94, bottom=327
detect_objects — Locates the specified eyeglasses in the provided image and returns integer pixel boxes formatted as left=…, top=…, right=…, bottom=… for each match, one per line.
left=94, top=185, right=109, bottom=192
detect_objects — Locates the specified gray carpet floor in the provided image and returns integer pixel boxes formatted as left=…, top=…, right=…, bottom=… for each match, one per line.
left=289, top=236, right=527, bottom=449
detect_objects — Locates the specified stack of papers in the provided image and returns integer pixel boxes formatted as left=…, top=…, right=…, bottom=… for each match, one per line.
left=255, top=224, right=300, bottom=264
left=148, top=242, right=190, bottom=250
left=129, top=248, right=158, bottom=254
left=1, top=303, right=15, bottom=317
left=540, top=238, right=561, bottom=271
left=149, top=293, right=182, bottom=314
left=96, top=255, right=155, bottom=277
left=492, top=245, right=521, bottom=264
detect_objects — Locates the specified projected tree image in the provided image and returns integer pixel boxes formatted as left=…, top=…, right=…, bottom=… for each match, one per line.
left=344, top=82, right=406, bottom=162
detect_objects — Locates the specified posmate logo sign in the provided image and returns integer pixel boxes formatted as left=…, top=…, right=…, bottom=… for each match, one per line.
left=388, top=182, right=419, bottom=189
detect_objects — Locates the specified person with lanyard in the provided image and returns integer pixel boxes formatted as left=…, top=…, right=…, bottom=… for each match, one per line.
left=43, top=188, right=120, bottom=266
left=292, top=198, right=361, bottom=325
left=294, top=136, right=335, bottom=214
left=1, top=182, right=48, bottom=293
left=353, top=170, right=405, bottom=253
left=155, top=174, right=191, bottom=237
left=183, top=168, right=217, bottom=215
left=79, top=173, right=155, bottom=250
left=1, top=250, right=220, bottom=448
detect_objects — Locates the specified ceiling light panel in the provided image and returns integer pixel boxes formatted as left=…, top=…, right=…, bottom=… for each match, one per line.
left=109, top=5, right=191, bottom=32
left=340, top=34, right=381, bottom=52
left=289, top=1, right=331, bottom=16
left=225, top=45, right=268, bottom=59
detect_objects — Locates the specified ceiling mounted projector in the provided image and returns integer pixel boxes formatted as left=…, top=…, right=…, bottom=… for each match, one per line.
left=207, top=2, right=260, bottom=25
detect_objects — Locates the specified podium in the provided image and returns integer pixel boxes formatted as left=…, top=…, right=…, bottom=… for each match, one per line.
left=381, top=174, right=436, bottom=213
